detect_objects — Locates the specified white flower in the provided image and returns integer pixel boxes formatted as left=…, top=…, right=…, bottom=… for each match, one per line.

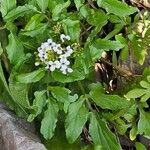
left=60, top=65, right=68, bottom=74
left=65, top=46, right=73, bottom=57
left=60, top=34, right=71, bottom=42
left=53, top=44, right=63, bottom=54
left=41, top=42, right=49, bottom=49
left=60, top=65, right=73, bottom=74
left=38, top=50, right=47, bottom=61
left=45, top=60, right=61, bottom=71
left=60, top=57, right=70, bottom=66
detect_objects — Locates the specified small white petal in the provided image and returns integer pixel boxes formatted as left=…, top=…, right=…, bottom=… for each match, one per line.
left=50, top=65, right=55, bottom=71
left=57, top=50, right=62, bottom=54
left=47, top=39, right=53, bottom=43
left=60, top=34, right=65, bottom=42
left=35, top=62, right=40, bottom=66
left=65, top=60, right=70, bottom=65
left=67, top=68, right=73, bottom=73
left=53, top=47, right=58, bottom=52
left=65, top=35, right=71, bottom=40
left=54, top=60, right=61, bottom=68
left=60, top=65, right=67, bottom=71
left=48, top=61, right=53, bottom=65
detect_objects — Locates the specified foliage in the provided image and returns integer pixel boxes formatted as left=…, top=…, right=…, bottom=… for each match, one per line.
left=0, top=0, right=150, bottom=149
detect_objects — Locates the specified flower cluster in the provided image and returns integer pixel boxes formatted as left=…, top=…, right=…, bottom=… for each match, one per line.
left=35, top=34, right=73, bottom=74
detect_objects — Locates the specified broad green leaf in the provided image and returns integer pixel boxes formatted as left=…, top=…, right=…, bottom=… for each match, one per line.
left=74, top=0, right=85, bottom=10
left=65, top=96, right=88, bottom=143
left=28, top=90, right=47, bottom=122
left=48, top=86, right=78, bottom=103
left=48, top=0, right=64, bottom=11
left=126, top=89, right=147, bottom=99
left=87, top=24, right=105, bottom=42
left=9, top=81, right=30, bottom=108
left=97, top=0, right=137, bottom=17
left=4, top=4, right=38, bottom=22
left=92, top=39, right=125, bottom=51
left=79, top=5, right=91, bottom=18
left=90, top=85, right=130, bottom=110
left=0, top=0, right=16, bottom=17
left=87, top=10, right=108, bottom=26
left=6, top=33, right=25, bottom=65
left=36, top=0, right=49, bottom=12
left=52, top=68, right=85, bottom=83
left=20, top=24, right=47, bottom=37
left=24, top=14, right=44, bottom=30
left=135, top=142, right=147, bottom=150
left=40, top=100, right=59, bottom=139
left=105, top=24, right=123, bottom=40
left=140, top=80, right=150, bottom=89
left=52, top=0, right=70, bottom=21
left=16, top=69, right=45, bottom=83
left=62, top=18, right=81, bottom=42
left=138, top=109, right=150, bottom=136
left=89, top=113, right=121, bottom=150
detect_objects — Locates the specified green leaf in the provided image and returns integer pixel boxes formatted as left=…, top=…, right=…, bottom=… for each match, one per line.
left=62, top=18, right=81, bottom=42
left=90, top=85, right=130, bottom=110
left=105, top=24, right=124, bottom=40
left=28, top=90, right=47, bottom=122
left=97, top=0, right=137, bottom=17
left=74, top=0, right=85, bottom=10
left=24, top=14, right=44, bottom=30
left=126, top=89, right=147, bottom=99
left=9, top=81, right=30, bottom=108
left=65, top=96, right=88, bottom=143
left=87, top=10, right=108, bottom=26
left=138, top=109, right=150, bottom=136
left=92, top=39, right=125, bottom=51
left=16, top=69, right=45, bottom=83
left=0, top=0, right=16, bottom=17
left=52, top=0, right=70, bottom=21
left=6, top=33, right=25, bottom=65
left=135, top=142, right=147, bottom=150
left=20, top=14, right=47, bottom=37
left=48, top=86, right=78, bottom=103
left=140, top=80, right=150, bottom=89
left=4, top=4, right=38, bottom=22
left=36, top=0, right=49, bottom=12
left=89, top=113, right=121, bottom=150
left=40, top=100, right=59, bottom=139
left=52, top=68, right=85, bottom=83
left=21, top=23, right=47, bottom=37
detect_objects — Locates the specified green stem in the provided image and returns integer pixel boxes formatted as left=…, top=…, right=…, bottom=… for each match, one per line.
left=77, top=81, right=93, bottom=111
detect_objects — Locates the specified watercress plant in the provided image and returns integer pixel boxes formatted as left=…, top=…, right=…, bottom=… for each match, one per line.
left=0, top=0, right=150, bottom=149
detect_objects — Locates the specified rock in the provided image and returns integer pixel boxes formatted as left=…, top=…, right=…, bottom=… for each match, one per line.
left=0, top=102, right=46, bottom=150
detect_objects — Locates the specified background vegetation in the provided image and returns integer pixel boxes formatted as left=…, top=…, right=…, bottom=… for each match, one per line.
left=0, top=0, right=150, bottom=149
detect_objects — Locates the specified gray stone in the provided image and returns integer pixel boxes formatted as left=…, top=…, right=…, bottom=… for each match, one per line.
left=0, top=103, right=47, bottom=150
